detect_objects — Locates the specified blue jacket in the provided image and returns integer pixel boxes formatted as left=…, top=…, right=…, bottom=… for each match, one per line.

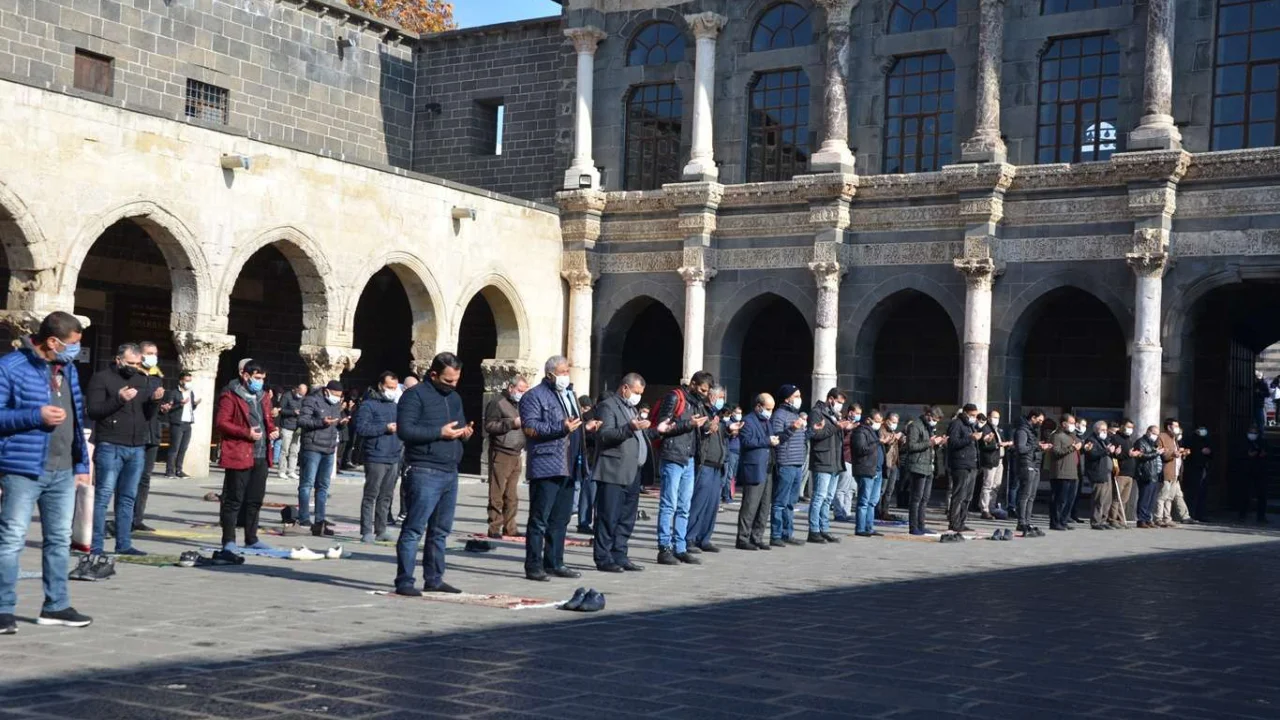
left=397, top=382, right=466, bottom=472
left=520, top=378, right=585, bottom=480
left=355, top=392, right=403, bottom=465
left=770, top=403, right=808, bottom=467
left=0, top=338, right=90, bottom=477
left=737, top=411, right=773, bottom=486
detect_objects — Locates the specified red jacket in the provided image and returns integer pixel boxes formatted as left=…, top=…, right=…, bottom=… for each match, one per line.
left=216, top=387, right=276, bottom=471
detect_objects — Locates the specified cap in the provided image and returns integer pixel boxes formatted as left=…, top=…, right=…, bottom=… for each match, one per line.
left=777, top=384, right=798, bottom=401
left=325, top=380, right=343, bottom=392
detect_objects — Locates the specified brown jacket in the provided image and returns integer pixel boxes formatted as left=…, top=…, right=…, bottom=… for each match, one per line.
left=484, top=393, right=525, bottom=455
left=1157, top=431, right=1182, bottom=481
left=1050, top=430, right=1080, bottom=480
left=879, top=427, right=902, bottom=469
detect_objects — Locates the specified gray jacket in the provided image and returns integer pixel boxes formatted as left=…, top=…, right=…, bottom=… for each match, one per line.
left=298, top=392, right=342, bottom=454
left=591, top=393, right=643, bottom=487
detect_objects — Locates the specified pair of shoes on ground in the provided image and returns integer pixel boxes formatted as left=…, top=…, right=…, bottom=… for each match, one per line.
left=1018, top=525, right=1046, bottom=537
left=394, top=581, right=462, bottom=597
left=0, top=607, right=93, bottom=634
left=289, top=546, right=345, bottom=561
left=989, top=529, right=1014, bottom=541
left=939, top=532, right=967, bottom=543
left=562, top=587, right=605, bottom=612
left=68, top=554, right=116, bottom=581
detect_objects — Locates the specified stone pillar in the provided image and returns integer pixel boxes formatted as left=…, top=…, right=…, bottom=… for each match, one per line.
left=954, top=259, right=999, bottom=411
left=1128, top=251, right=1167, bottom=431
left=811, top=0, right=856, bottom=173
left=299, top=345, right=362, bottom=387
left=809, top=261, right=843, bottom=401
left=960, top=0, right=1008, bottom=163
left=563, top=26, right=607, bottom=190
left=683, top=12, right=727, bottom=182
left=562, top=268, right=596, bottom=392
left=678, top=266, right=715, bottom=383
left=173, top=330, right=236, bottom=479
left=1129, top=0, right=1182, bottom=151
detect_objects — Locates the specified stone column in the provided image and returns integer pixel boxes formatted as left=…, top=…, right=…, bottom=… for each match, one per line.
left=809, top=261, right=843, bottom=400
left=683, top=12, right=727, bottom=182
left=562, top=268, right=596, bottom=392
left=811, top=0, right=856, bottom=173
left=173, top=330, right=236, bottom=479
left=679, top=266, right=715, bottom=383
left=960, top=0, right=1008, bottom=163
left=954, top=258, right=999, bottom=411
left=563, top=26, right=607, bottom=190
left=299, top=345, right=362, bottom=387
left=1129, top=0, right=1182, bottom=151
left=1128, top=251, right=1167, bottom=431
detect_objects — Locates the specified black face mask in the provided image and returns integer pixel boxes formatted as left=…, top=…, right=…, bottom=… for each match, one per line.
left=432, top=379, right=455, bottom=395
left=119, top=365, right=139, bottom=379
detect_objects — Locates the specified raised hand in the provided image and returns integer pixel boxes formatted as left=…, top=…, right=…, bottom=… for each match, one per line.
left=40, top=405, right=67, bottom=427
left=118, top=386, right=138, bottom=402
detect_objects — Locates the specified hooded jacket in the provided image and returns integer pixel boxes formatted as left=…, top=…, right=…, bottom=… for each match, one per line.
left=0, top=337, right=91, bottom=478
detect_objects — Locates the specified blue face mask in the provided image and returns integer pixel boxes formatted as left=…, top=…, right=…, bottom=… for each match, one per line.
left=852, top=414, right=862, bottom=423
left=713, top=398, right=725, bottom=411
left=247, top=379, right=264, bottom=394
left=54, top=341, right=81, bottom=364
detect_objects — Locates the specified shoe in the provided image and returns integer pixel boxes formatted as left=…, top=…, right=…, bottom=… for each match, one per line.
left=990, top=530, right=1002, bottom=541
left=177, top=551, right=200, bottom=568
left=579, top=589, right=606, bottom=612
left=562, top=587, right=588, bottom=611
left=487, top=532, right=503, bottom=539
left=88, top=554, right=116, bottom=580
left=176, top=472, right=189, bottom=479
left=784, top=538, right=805, bottom=546
left=686, top=546, right=702, bottom=554
left=806, top=532, right=827, bottom=544
left=68, top=555, right=96, bottom=582
left=132, top=523, right=156, bottom=533
left=820, top=532, right=841, bottom=543
left=596, top=563, right=624, bottom=573
left=621, top=561, right=645, bottom=571
left=310, top=522, right=335, bottom=537
left=361, top=534, right=376, bottom=544
left=1109, top=522, right=1128, bottom=530
left=657, top=549, right=680, bottom=565
left=548, top=566, right=582, bottom=579
left=939, top=533, right=956, bottom=543
left=1002, top=529, right=1014, bottom=541
left=163, top=474, right=176, bottom=479
left=288, top=547, right=325, bottom=561
left=575, top=525, right=594, bottom=535
left=526, top=570, right=551, bottom=582
left=855, top=532, right=873, bottom=537
left=394, top=585, right=423, bottom=597
left=698, top=544, right=721, bottom=553
left=375, top=531, right=394, bottom=542
left=980, top=512, right=994, bottom=520
left=910, top=529, right=927, bottom=536
left=36, top=607, right=92, bottom=628
left=1091, top=524, right=1110, bottom=530
left=753, top=540, right=772, bottom=551
left=0, top=614, right=15, bottom=635
left=736, top=541, right=758, bottom=551
left=325, top=545, right=344, bottom=559
left=637, top=510, right=650, bottom=521
left=464, top=539, right=493, bottom=553
left=424, top=582, right=462, bottom=594
left=105, top=520, right=116, bottom=538
left=116, top=547, right=147, bottom=557
left=674, top=552, right=701, bottom=565
left=770, top=538, right=787, bottom=548
left=1032, top=528, right=1047, bottom=537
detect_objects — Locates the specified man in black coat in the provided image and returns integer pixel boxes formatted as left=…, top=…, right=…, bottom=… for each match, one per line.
left=591, top=373, right=651, bottom=572
left=946, top=403, right=982, bottom=533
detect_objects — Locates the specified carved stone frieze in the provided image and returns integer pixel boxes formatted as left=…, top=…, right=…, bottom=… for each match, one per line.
left=678, top=210, right=718, bottom=236
left=997, top=235, right=1132, bottom=263
left=1127, top=184, right=1178, bottom=218
left=556, top=189, right=607, bottom=215
left=714, top=212, right=812, bottom=238
left=602, top=189, right=674, bottom=214
left=664, top=181, right=724, bottom=211
left=942, top=162, right=1016, bottom=194
left=719, top=182, right=807, bottom=208
left=842, top=241, right=966, bottom=266
left=715, top=247, right=812, bottom=270
left=850, top=204, right=962, bottom=231
left=1002, top=196, right=1129, bottom=226
left=560, top=217, right=602, bottom=244
left=957, top=195, right=1005, bottom=223
left=1175, top=187, right=1280, bottom=219
left=855, top=171, right=951, bottom=201
left=599, top=217, right=681, bottom=242
left=597, top=251, right=683, bottom=274
left=1007, top=162, right=1122, bottom=193
left=1111, top=150, right=1191, bottom=184
left=812, top=242, right=842, bottom=265
left=1132, top=227, right=1169, bottom=256
left=794, top=173, right=859, bottom=202
left=1172, top=229, right=1280, bottom=257
left=1182, top=147, right=1280, bottom=182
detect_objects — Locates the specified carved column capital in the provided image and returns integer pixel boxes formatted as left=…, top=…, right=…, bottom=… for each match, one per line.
left=953, top=257, right=1003, bottom=290
left=565, top=26, right=606, bottom=54
left=809, top=261, right=845, bottom=290
left=561, top=268, right=597, bottom=291
left=679, top=266, right=717, bottom=286
left=481, top=359, right=539, bottom=394
left=1127, top=251, right=1170, bottom=279
left=814, top=0, right=858, bottom=24
left=173, top=331, right=236, bottom=375
left=684, top=12, right=727, bottom=39
left=299, top=344, right=362, bottom=385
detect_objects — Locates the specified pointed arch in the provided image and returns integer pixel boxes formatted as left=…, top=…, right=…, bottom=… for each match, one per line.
left=452, top=273, right=529, bottom=361
left=343, top=251, right=446, bottom=362
left=218, top=225, right=336, bottom=345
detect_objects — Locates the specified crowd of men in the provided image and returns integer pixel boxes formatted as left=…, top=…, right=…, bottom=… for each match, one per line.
left=0, top=311, right=1273, bottom=630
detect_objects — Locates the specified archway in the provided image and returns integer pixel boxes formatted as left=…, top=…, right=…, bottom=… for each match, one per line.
left=598, top=295, right=683, bottom=406
left=218, top=244, right=309, bottom=393
left=457, top=293, right=499, bottom=475
left=852, top=289, right=960, bottom=411
left=722, top=293, right=813, bottom=407
left=345, top=267, right=414, bottom=390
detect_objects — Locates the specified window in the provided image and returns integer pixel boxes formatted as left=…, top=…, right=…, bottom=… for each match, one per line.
left=625, top=84, right=684, bottom=190
left=1036, top=35, right=1121, bottom=163
left=628, top=22, right=686, bottom=66
left=883, top=53, right=955, bottom=173
left=184, top=79, right=229, bottom=124
left=751, top=3, right=814, bottom=52
left=1211, top=0, right=1280, bottom=150
left=73, top=49, right=113, bottom=96
left=747, top=70, right=811, bottom=182
left=1043, top=0, right=1121, bottom=14
left=887, top=0, right=957, bottom=33
left=475, top=99, right=504, bottom=155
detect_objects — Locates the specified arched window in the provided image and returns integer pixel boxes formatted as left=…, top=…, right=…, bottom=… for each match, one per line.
left=1211, top=0, right=1280, bottom=150
left=1037, top=35, right=1121, bottom=163
left=887, top=0, right=957, bottom=33
left=628, top=22, right=686, bottom=66
left=625, top=84, right=684, bottom=190
left=748, top=70, right=811, bottom=181
left=883, top=53, right=955, bottom=173
left=751, top=2, right=814, bottom=52
left=1042, top=0, right=1121, bottom=14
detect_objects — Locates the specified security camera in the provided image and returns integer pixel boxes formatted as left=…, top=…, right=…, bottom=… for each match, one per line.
left=220, top=154, right=251, bottom=171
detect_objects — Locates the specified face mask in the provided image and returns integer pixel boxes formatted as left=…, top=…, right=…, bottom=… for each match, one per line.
left=830, top=402, right=842, bottom=414
left=1148, top=433, right=1158, bottom=442
left=871, top=422, right=882, bottom=431
left=627, top=392, right=642, bottom=407
left=1173, top=428, right=1182, bottom=438
left=385, top=387, right=403, bottom=403
left=966, top=416, right=977, bottom=426
left=714, top=398, right=725, bottom=411
left=432, top=377, right=455, bottom=394
left=1248, top=433, right=1259, bottom=441
left=888, top=423, right=898, bottom=431
left=760, top=408, right=772, bottom=420
left=732, top=413, right=742, bottom=422
left=119, top=364, right=139, bottom=379
left=1122, top=427, right=1133, bottom=436
left=510, top=391, right=524, bottom=403
left=790, top=398, right=802, bottom=411
left=1065, top=424, right=1077, bottom=434
left=989, top=418, right=1000, bottom=428
left=1097, top=431, right=1107, bottom=439
left=852, top=413, right=863, bottom=423
left=326, top=394, right=341, bottom=404
left=554, top=374, right=571, bottom=391
left=1197, top=428, right=1207, bottom=437
left=53, top=341, right=81, bottom=364
left=142, top=355, right=158, bottom=369
left=927, top=420, right=937, bottom=428
left=247, top=379, right=264, bottom=394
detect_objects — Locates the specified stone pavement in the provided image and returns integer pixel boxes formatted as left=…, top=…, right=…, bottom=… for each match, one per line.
left=1, top=473, right=1279, bottom=719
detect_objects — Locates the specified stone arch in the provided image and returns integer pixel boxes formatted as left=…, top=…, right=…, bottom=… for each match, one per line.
left=62, top=200, right=211, bottom=331
left=595, top=278, right=685, bottom=338
left=708, top=273, right=816, bottom=344
left=218, top=226, right=336, bottom=346
left=841, top=272, right=963, bottom=358
left=994, top=271, right=1133, bottom=363
left=0, top=181, right=52, bottom=311
left=452, top=273, right=528, bottom=361
left=746, top=0, right=818, bottom=44
left=713, top=286, right=814, bottom=405
left=618, top=8, right=692, bottom=55
left=343, top=251, right=446, bottom=363
left=597, top=292, right=684, bottom=397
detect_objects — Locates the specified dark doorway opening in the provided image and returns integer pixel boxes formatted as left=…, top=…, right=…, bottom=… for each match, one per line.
left=1018, top=287, right=1127, bottom=416
left=870, top=291, right=960, bottom=409
left=457, top=294, right=498, bottom=475
left=220, top=245, right=308, bottom=394
left=736, top=295, right=813, bottom=407
left=346, top=267, right=413, bottom=392
left=598, top=297, right=682, bottom=407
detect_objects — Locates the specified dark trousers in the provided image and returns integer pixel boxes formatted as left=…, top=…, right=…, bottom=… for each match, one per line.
left=1017, top=466, right=1040, bottom=527
left=220, top=458, right=268, bottom=546
left=1136, top=477, right=1160, bottom=522
left=1238, top=471, right=1268, bottom=521
left=1187, top=465, right=1211, bottom=520
left=687, top=464, right=723, bottom=548
left=526, top=475, right=574, bottom=574
left=593, top=470, right=640, bottom=568
left=133, top=444, right=160, bottom=528
left=909, top=471, right=933, bottom=532
left=877, top=466, right=900, bottom=518
left=736, top=477, right=772, bottom=546
left=1050, top=479, right=1079, bottom=528
left=360, top=462, right=400, bottom=537
left=947, top=467, right=977, bottom=531
left=395, top=466, right=457, bottom=589
left=166, top=422, right=192, bottom=476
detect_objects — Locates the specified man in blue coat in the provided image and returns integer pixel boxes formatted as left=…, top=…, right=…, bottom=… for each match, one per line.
left=0, top=312, right=94, bottom=633
left=735, top=393, right=778, bottom=550
left=519, top=356, right=600, bottom=582
left=355, top=371, right=404, bottom=544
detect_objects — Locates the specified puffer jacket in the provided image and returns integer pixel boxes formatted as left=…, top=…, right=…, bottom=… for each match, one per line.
left=902, top=415, right=937, bottom=477
left=656, top=386, right=705, bottom=464
left=0, top=337, right=90, bottom=477
left=947, top=417, right=979, bottom=470
left=808, top=401, right=843, bottom=474
left=769, top=402, right=807, bottom=467
left=277, top=390, right=305, bottom=431
left=299, top=392, right=342, bottom=454
left=1013, top=417, right=1044, bottom=470
left=354, top=391, right=403, bottom=464
left=849, top=423, right=882, bottom=477
left=520, top=378, right=586, bottom=480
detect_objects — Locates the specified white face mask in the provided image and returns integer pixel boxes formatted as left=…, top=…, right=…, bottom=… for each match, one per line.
left=888, top=423, right=898, bottom=431
left=385, top=386, right=402, bottom=403
left=1097, top=431, right=1107, bottom=439
left=760, top=408, right=772, bottom=419
left=871, top=422, right=882, bottom=431
left=326, top=394, right=341, bottom=405
left=510, top=391, right=524, bottom=403
left=1122, top=427, right=1133, bottom=436
left=1148, top=433, right=1158, bottom=442
left=554, top=374, right=571, bottom=392
left=830, top=402, right=842, bottom=414
left=989, top=417, right=1000, bottom=428
left=1248, top=433, right=1259, bottom=441
left=142, top=354, right=158, bottom=369
left=626, top=391, right=642, bottom=407
left=927, top=420, right=937, bottom=428
left=1197, top=428, right=1207, bottom=437
left=790, top=398, right=802, bottom=411
left=1065, top=424, right=1076, bottom=434
left=732, top=413, right=742, bottom=422
left=1174, top=428, right=1183, bottom=438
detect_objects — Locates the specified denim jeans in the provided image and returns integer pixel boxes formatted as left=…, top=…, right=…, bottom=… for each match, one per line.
left=833, top=463, right=856, bottom=520
left=657, top=458, right=695, bottom=552
left=687, top=464, right=723, bottom=548
left=809, top=471, right=838, bottom=533
left=771, top=465, right=803, bottom=541
left=855, top=473, right=884, bottom=535
left=297, top=450, right=335, bottom=525
left=92, top=442, right=145, bottom=554
left=721, top=452, right=739, bottom=502
left=395, top=466, right=458, bottom=589
left=0, top=470, right=75, bottom=615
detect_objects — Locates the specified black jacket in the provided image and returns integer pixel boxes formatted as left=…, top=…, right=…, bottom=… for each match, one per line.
left=1186, top=432, right=1212, bottom=473
left=398, top=382, right=466, bottom=472
left=807, top=401, right=844, bottom=474
left=1115, top=432, right=1139, bottom=477
left=86, top=367, right=158, bottom=447
left=947, top=417, right=979, bottom=471
left=978, top=423, right=1003, bottom=469
left=298, top=393, right=342, bottom=454
left=697, top=420, right=727, bottom=470
left=656, top=387, right=705, bottom=464
left=354, top=392, right=404, bottom=465
left=277, top=390, right=305, bottom=431
left=849, top=423, right=881, bottom=477
left=1013, top=417, right=1044, bottom=469
left=1082, top=431, right=1114, bottom=484
left=1134, top=435, right=1162, bottom=483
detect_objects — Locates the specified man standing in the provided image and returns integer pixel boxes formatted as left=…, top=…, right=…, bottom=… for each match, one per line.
left=394, top=353, right=472, bottom=595
left=977, top=410, right=1011, bottom=520
left=1111, top=418, right=1139, bottom=529
left=833, top=404, right=863, bottom=523
left=770, top=384, right=809, bottom=547
left=653, top=371, right=712, bottom=565
left=276, top=383, right=307, bottom=480
left=687, top=386, right=728, bottom=555
left=214, top=361, right=278, bottom=559
left=297, top=381, right=344, bottom=536
left=736, top=394, right=777, bottom=550
left=520, top=356, right=599, bottom=581
left=903, top=406, right=945, bottom=536
left=807, top=388, right=848, bottom=544
left=1242, top=425, right=1268, bottom=523
left=1155, top=418, right=1192, bottom=527
left=132, top=341, right=171, bottom=533
left=355, top=372, right=404, bottom=544
left=1083, top=420, right=1118, bottom=530
left=850, top=409, right=886, bottom=538
left=575, top=395, right=597, bottom=534
left=1133, top=426, right=1164, bottom=528
left=483, top=376, right=527, bottom=538
left=1049, top=415, right=1082, bottom=531
left=0, top=312, right=94, bottom=632
left=87, top=343, right=162, bottom=558
left=591, top=373, right=650, bottom=572
left=1012, top=409, right=1051, bottom=535
left=1185, top=424, right=1213, bottom=522
left=946, top=404, right=982, bottom=533
left=164, top=371, right=200, bottom=478
left=877, top=412, right=905, bottom=521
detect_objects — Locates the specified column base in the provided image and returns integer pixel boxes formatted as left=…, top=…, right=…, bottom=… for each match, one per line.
left=810, top=145, right=855, bottom=174
left=563, top=164, right=601, bottom=191
left=681, top=157, right=719, bottom=183
left=1128, top=115, right=1183, bottom=151
left=959, top=135, right=1008, bottom=164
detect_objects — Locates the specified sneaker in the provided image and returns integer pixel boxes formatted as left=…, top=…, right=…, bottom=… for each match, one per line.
left=289, top=547, right=325, bottom=561
left=89, top=555, right=116, bottom=580
left=657, top=548, right=680, bottom=566
left=360, top=534, right=376, bottom=544
left=735, top=541, right=758, bottom=551
left=68, top=555, right=97, bottom=582
left=698, top=544, right=721, bottom=553
left=685, top=546, right=702, bottom=555
left=784, top=538, right=805, bottom=546
left=325, top=545, right=345, bottom=560
left=562, top=587, right=588, bottom=611
left=820, top=532, right=841, bottom=543
left=769, top=538, right=787, bottom=548
left=211, top=549, right=245, bottom=565
left=578, top=589, right=606, bottom=612
left=0, top=613, right=15, bottom=634
left=1002, top=529, right=1014, bottom=541
left=177, top=551, right=200, bottom=568
left=36, top=607, right=92, bottom=628
left=806, top=532, right=827, bottom=544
